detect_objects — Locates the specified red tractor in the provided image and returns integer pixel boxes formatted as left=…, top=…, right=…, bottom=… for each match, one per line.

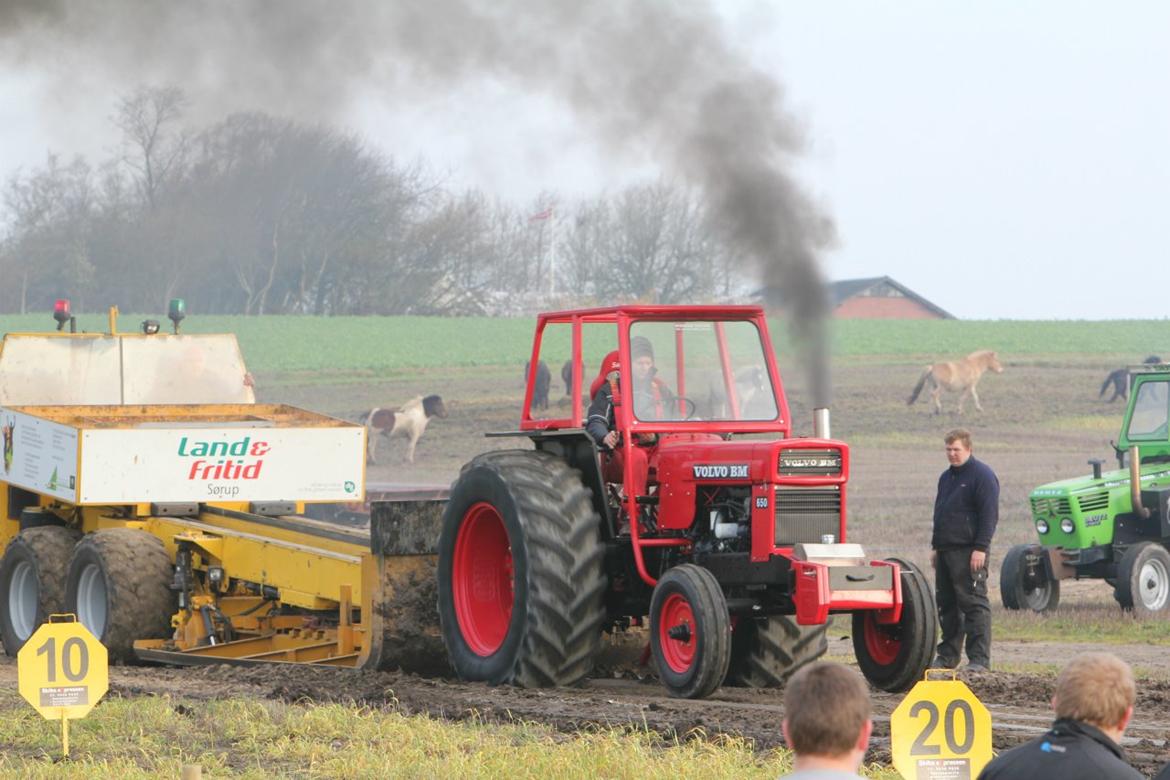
left=436, top=305, right=936, bottom=698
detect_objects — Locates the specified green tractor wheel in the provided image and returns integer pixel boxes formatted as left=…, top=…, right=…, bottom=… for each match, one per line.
left=1000, top=544, right=1059, bottom=612
left=1114, top=541, right=1170, bottom=616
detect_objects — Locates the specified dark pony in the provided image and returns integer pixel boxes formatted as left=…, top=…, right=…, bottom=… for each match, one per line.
left=1100, top=356, right=1161, bottom=402
left=524, top=360, right=551, bottom=410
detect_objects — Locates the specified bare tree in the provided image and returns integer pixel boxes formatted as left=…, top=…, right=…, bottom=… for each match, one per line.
left=113, top=85, right=189, bottom=210
left=588, top=181, right=721, bottom=304
left=1, top=155, right=95, bottom=312
left=0, top=92, right=752, bottom=317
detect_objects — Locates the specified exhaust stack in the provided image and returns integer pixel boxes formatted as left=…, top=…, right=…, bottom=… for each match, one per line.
left=1130, top=446, right=1150, bottom=518
left=814, top=408, right=831, bottom=440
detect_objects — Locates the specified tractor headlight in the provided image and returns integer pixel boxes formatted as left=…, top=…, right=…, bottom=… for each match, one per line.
left=1060, top=518, right=1075, bottom=534
left=1035, top=519, right=1049, bottom=534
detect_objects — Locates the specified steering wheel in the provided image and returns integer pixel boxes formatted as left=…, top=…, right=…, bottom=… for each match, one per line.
left=674, top=397, right=698, bottom=420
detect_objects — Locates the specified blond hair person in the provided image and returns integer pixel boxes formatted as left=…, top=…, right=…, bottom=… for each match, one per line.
left=978, top=652, right=1141, bottom=779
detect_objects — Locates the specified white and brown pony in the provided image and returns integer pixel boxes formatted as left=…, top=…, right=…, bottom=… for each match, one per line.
left=908, top=350, right=1004, bottom=414
left=360, top=394, right=447, bottom=464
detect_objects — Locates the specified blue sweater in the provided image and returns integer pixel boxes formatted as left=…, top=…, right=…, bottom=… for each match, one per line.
left=931, top=456, right=999, bottom=552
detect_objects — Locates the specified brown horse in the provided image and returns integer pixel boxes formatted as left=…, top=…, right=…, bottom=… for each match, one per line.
left=908, top=350, right=1004, bottom=414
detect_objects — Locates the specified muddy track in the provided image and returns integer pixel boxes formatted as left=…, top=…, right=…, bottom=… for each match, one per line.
left=5, top=646, right=1169, bottom=775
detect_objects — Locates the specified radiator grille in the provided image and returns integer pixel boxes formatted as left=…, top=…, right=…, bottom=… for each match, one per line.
left=775, top=487, right=841, bottom=545
left=1077, top=492, right=1109, bottom=512
left=1031, top=497, right=1071, bottom=516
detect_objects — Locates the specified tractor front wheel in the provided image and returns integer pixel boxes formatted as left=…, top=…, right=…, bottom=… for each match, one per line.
left=64, top=529, right=176, bottom=663
left=437, top=450, right=606, bottom=687
left=1114, top=541, right=1170, bottom=615
left=1000, top=544, right=1059, bottom=612
left=650, top=564, right=731, bottom=699
left=852, top=558, right=937, bottom=693
left=0, top=526, right=81, bottom=656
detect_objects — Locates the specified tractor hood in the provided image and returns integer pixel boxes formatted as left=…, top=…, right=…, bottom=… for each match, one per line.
left=1030, top=463, right=1170, bottom=549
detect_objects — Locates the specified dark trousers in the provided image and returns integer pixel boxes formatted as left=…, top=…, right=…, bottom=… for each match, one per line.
left=935, top=547, right=991, bottom=666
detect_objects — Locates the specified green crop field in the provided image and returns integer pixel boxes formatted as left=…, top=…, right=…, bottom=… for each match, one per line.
left=5, top=311, right=1167, bottom=375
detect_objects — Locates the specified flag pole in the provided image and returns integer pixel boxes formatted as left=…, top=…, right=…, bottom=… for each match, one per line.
left=548, top=208, right=556, bottom=295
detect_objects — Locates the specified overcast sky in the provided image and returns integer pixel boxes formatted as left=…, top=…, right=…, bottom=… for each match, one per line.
left=1, top=1, right=1167, bottom=320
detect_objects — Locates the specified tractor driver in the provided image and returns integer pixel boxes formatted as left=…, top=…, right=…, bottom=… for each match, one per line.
left=629, top=335, right=674, bottom=421
left=586, top=341, right=673, bottom=506
left=586, top=336, right=675, bottom=450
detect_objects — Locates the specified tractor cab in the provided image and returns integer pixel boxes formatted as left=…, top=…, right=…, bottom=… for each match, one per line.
left=1120, top=369, right=1170, bottom=462
left=518, top=306, right=799, bottom=543
left=522, top=306, right=786, bottom=432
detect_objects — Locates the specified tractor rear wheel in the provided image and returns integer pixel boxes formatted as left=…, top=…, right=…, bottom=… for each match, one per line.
left=852, top=558, right=937, bottom=693
left=650, top=564, right=731, bottom=699
left=64, top=529, right=176, bottom=663
left=437, top=450, right=606, bottom=687
left=1114, top=541, right=1170, bottom=615
left=724, top=616, right=828, bottom=688
left=0, top=526, right=81, bottom=656
left=1000, top=544, right=1059, bottom=612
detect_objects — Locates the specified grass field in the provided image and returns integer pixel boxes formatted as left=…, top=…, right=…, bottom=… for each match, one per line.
left=0, top=689, right=900, bottom=780
left=4, top=311, right=1167, bottom=374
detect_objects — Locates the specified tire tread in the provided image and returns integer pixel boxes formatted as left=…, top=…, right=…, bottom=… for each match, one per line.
left=442, top=449, right=606, bottom=688
left=0, top=526, right=81, bottom=656
left=67, top=529, right=175, bottom=663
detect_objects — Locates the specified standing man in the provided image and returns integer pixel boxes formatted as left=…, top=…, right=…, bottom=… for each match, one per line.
left=780, top=662, right=873, bottom=779
left=978, top=652, right=1142, bottom=779
left=931, top=428, right=999, bottom=671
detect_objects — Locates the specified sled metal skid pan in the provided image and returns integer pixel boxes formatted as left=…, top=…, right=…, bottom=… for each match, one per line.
left=132, top=498, right=446, bottom=671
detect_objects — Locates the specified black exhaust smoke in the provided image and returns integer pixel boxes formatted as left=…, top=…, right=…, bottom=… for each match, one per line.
left=2, top=0, right=836, bottom=405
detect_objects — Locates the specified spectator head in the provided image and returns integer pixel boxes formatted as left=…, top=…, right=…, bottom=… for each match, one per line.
left=945, top=428, right=973, bottom=466
left=1053, top=652, right=1135, bottom=733
left=782, top=662, right=873, bottom=768
left=630, top=336, right=655, bottom=379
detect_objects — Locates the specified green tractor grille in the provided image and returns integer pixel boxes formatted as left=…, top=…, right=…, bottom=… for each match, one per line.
left=1030, top=489, right=1116, bottom=548
left=1031, top=496, right=1071, bottom=515
left=1077, top=492, right=1109, bottom=512
left=775, top=486, right=841, bottom=545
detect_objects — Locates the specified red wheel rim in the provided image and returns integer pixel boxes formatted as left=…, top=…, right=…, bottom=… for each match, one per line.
left=452, top=502, right=514, bottom=656
left=862, top=613, right=901, bottom=666
left=658, top=592, right=697, bottom=673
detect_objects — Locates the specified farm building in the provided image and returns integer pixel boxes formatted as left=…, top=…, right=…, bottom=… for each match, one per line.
left=829, top=276, right=955, bottom=320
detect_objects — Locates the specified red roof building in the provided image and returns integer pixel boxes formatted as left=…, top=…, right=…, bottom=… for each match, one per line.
left=829, top=276, right=954, bottom=320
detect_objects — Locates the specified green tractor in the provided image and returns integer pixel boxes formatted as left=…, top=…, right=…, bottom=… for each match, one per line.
left=1002, top=363, right=1170, bottom=615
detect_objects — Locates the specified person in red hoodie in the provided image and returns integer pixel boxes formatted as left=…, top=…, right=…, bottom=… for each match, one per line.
left=586, top=349, right=622, bottom=451
left=585, top=339, right=675, bottom=512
